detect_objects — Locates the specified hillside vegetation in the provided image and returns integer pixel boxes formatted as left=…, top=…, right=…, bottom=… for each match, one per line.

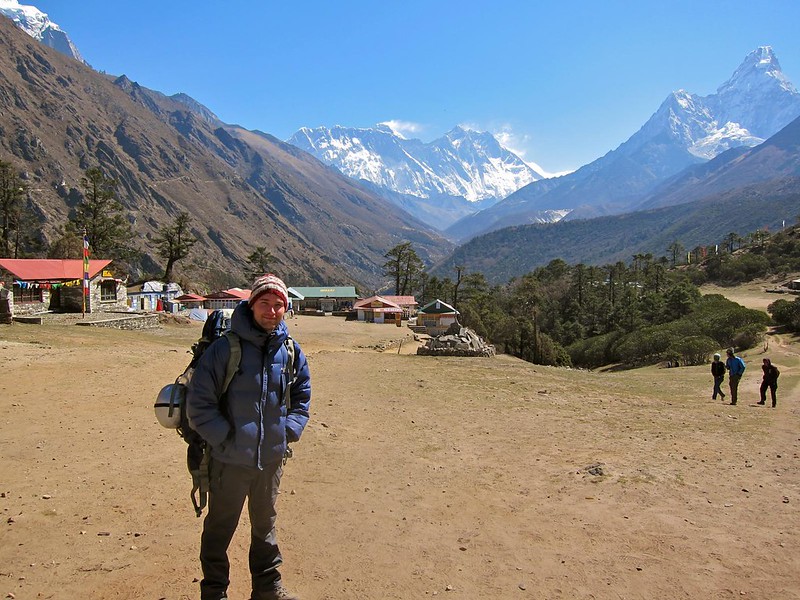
left=420, top=224, right=800, bottom=369
left=435, top=179, right=800, bottom=284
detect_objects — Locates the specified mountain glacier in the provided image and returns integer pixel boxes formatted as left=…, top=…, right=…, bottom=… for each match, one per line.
left=288, top=124, right=545, bottom=203
left=0, top=0, right=83, bottom=62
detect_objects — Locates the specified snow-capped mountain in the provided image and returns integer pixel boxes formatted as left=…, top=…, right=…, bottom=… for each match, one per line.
left=636, top=46, right=799, bottom=161
left=447, top=46, right=800, bottom=241
left=288, top=124, right=545, bottom=203
left=0, top=0, right=83, bottom=62
left=709, top=46, right=799, bottom=141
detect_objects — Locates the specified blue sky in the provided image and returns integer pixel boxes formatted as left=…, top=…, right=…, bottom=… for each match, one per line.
left=30, top=0, right=800, bottom=174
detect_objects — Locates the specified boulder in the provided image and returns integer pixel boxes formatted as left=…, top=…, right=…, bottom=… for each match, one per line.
left=417, top=322, right=495, bottom=357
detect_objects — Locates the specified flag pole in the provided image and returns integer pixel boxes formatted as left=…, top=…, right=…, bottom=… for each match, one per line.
left=82, top=229, right=89, bottom=317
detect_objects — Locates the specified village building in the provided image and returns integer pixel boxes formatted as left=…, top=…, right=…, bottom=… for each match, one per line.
left=352, top=295, right=403, bottom=324
left=291, top=286, right=357, bottom=313
left=0, top=258, right=127, bottom=316
left=286, top=288, right=304, bottom=315
left=173, top=293, right=206, bottom=308
left=417, top=298, right=460, bottom=335
left=203, top=288, right=250, bottom=310
left=379, top=295, right=418, bottom=319
left=176, top=286, right=304, bottom=318
left=126, top=281, right=183, bottom=311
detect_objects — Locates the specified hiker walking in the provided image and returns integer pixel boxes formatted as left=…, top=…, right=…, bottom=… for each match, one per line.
left=725, top=347, right=746, bottom=405
left=187, top=273, right=311, bottom=600
left=710, top=353, right=726, bottom=401
left=758, top=358, right=780, bottom=408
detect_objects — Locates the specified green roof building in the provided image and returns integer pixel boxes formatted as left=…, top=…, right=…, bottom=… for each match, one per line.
left=290, top=286, right=357, bottom=313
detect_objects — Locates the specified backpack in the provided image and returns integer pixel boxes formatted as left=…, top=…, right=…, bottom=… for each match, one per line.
left=154, top=308, right=296, bottom=517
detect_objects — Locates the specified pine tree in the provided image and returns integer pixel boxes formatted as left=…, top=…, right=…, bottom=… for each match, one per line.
left=383, top=242, right=424, bottom=296
left=155, top=212, right=196, bottom=282
left=247, top=246, right=274, bottom=279
left=68, top=167, right=133, bottom=259
left=0, top=160, right=27, bottom=258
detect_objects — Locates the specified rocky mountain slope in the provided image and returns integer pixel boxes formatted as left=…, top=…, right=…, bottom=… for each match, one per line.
left=636, top=114, right=800, bottom=210
left=0, top=15, right=451, bottom=289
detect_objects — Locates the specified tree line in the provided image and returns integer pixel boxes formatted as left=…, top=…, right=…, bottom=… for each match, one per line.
left=0, top=159, right=276, bottom=286
left=384, top=242, right=770, bottom=368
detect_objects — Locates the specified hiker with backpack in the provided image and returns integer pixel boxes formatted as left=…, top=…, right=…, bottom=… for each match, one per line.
left=186, top=273, right=311, bottom=600
left=725, top=347, right=746, bottom=405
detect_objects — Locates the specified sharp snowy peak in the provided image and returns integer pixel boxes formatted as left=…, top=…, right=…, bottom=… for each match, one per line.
left=629, top=46, right=800, bottom=160
left=0, top=0, right=83, bottom=62
left=709, top=46, right=800, bottom=139
left=288, top=124, right=543, bottom=202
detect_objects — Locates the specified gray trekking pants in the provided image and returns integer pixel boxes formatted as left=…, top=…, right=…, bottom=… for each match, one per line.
left=199, top=459, right=284, bottom=600
left=728, top=374, right=742, bottom=404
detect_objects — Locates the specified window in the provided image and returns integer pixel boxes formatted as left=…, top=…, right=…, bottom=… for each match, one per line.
left=100, top=280, right=117, bottom=302
left=13, top=285, right=43, bottom=304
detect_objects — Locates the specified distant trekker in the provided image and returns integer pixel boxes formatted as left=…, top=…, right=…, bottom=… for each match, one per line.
left=725, top=347, right=746, bottom=405
left=710, top=353, right=726, bottom=401
left=758, top=358, right=780, bottom=408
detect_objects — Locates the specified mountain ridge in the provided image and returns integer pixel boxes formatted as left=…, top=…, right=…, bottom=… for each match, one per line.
left=446, top=46, right=800, bottom=241
left=434, top=116, right=800, bottom=283
left=0, top=0, right=83, bottom=62
left=0, top=15, right=451, bottom=289
left=288, top=123, right=547, bottom=229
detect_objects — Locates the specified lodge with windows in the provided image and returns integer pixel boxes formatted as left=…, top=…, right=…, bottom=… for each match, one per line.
left=0, top=258, right=127, bottom=316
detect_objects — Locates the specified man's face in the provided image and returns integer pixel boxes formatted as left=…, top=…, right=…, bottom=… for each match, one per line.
left=251, top=292, right=286, bottom=332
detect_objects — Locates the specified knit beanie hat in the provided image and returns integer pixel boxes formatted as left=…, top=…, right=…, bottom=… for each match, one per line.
left=249, top=273, right=288, bottom=308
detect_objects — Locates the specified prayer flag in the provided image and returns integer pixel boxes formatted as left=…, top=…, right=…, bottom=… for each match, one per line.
left=82, top=233, right=90, bottom=297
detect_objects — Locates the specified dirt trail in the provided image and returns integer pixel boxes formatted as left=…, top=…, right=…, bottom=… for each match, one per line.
left=0, top=314, right=798, bottom=599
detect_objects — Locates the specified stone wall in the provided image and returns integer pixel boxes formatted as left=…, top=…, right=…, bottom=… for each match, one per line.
left=60, top=280, right=128, bottom=313
left=75, top=314, right=160, bottom=330
left=0, top=285, right=12, bottom=324
left=8, top=291, right=50, bottom=315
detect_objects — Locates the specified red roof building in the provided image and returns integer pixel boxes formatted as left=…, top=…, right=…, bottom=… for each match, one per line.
left=0, top=258, right=112, bottom=281
left=203, top=287, right=251, bottom=310
left=352, top=295, right=403, bottom=324
left=0, top=258, right=126, bottom=315
left=380, top=295, right=418, bottom=318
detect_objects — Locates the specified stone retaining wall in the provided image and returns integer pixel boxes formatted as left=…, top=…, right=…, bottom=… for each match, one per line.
left=75, top=314, right=161, bottom=330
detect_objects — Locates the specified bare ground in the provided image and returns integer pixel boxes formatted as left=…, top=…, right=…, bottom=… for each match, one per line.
left=0, top=305, right=798, bottom=599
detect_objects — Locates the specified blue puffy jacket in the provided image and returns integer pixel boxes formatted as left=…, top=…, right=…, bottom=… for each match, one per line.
left=726, top=355, right=746, bottom=377
left=186, top=302, right=311, bottom=469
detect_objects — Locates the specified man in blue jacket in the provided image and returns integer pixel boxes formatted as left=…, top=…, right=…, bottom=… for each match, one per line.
left=187, top=274, right=311, bottom=600
left=725, top=347, right=746, bottom=405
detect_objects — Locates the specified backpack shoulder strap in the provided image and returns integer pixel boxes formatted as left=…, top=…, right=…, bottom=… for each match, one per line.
left=284, top=336, right=296, bottom=409
left=221, top=331, right=241, bottom=395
